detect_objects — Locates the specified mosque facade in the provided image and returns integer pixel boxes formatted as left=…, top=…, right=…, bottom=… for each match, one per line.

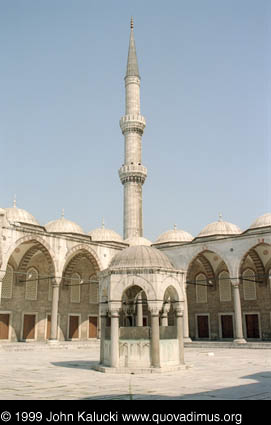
left=0, top=21, right=270, bottom=347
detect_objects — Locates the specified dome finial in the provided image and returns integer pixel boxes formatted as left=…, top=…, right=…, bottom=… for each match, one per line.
left=174, top=224, right=177, bottom=230
left=219, top=212, right=223, bottom=222
left=130, top=16, right=134, bottom=29
left=102, top=217, right=105, bottom=229
left=13, top=194, right=17, bottom=208
left=61, top=208, right=64, bottom=218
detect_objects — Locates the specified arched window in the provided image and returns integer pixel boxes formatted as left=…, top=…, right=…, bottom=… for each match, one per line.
left=70, top=273, right=81, bottom=303
left=219, top=271, right=231, bottom=302
left=2, top=265, right=13, bottom=299
left=25, top=268, right=38, bottom=300
left=196, top=273, right=207, bottom=303
left=243, top=269, right=256, bottom=300
left=89, top=274, right=98, bottom=304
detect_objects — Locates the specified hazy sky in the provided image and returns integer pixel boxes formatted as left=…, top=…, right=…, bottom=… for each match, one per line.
left=0, top=0, right=270, bottom=241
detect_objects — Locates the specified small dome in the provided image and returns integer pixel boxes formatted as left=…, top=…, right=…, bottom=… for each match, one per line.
left=249, top=213, right=271, bottom=229
left=88, top=227, right=123, bottom=242
left=5, top=206, right=40, bottom=226
left=197, top=219, right=241, bottom=238
left=110, top=245, right=173, bottom=269
left=155, top=227, right=193, bottom=244
left=124, top=236, right=152, bottom=246
left=45, top=217, right=84, bottom=235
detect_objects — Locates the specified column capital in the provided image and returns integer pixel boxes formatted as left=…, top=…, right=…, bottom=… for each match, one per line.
left=173, top=301, right=184, bottom=313
left=149, top=308, right=160, bottom=316
left=108, top=301, right=122, bottom=315
left=148, top=301, right=163, bottom=316
left=51, top=277, right=62, bottom=287
left=231, top=279, right=241, bottom=288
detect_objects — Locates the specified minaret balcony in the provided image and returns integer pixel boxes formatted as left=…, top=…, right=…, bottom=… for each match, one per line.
left=119, top=163, right=147, bottom=185
left=120, top=114, right=146, bottom=135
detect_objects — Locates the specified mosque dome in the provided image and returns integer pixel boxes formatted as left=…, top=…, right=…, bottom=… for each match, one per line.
left=88, top=226, right=123, bottom=242
left=124, top=236, right=152, bottom=246
left=45, top=217, right=84, bottom=235
left=110, top=245, right=173, bottom=270
left=249, top=213, right=271, bottom=230
left=197, top=217, right=241, bottom=238
left=155, top=227, right=193, bottom=244
left=5, top=206, right=40, bottom=226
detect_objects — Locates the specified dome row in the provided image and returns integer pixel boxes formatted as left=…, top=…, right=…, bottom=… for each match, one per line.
left=1, top=206, right=271, bottom=243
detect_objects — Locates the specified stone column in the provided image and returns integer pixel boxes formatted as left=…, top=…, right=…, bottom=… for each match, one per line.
left=136, top=292, right=143, bottom=326
left=0, top=271, right=5, bottom=305
left=99, top=312, right=107, bottom=365
left=110, top=309, right=120, bottom=368
left=232, top=281, right=246, bottom=344
left=161, top=302, right=170, bottom=327
left=175, top=308, right=185, bottom=364
left=49, top=277, right=61, bottom=344
left=183, top=275, right=192, bottom=342
left=161, top=311, right=168, bottom=327
left=150, top=308, right=160, bottom=368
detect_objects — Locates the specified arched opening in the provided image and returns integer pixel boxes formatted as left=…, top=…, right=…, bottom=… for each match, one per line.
left=162, top=285, right=180, bottom=326
left=186, top=250, right=232, bottom=340
left=1, top=238, right=56, bottom=342
left=239, top=243, right=271, bottom=340
left=61, top=248, right=101, bottom=341
left=120, top=285, right=148, bottom=327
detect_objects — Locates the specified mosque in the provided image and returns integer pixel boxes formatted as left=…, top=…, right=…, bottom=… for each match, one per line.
left=0, top=20, right=271, bottom=364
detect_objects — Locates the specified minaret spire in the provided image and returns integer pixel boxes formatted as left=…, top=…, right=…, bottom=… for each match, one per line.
left=119, top=19, right=147, bottom=240
left=126, top=17, right=140, bottom=78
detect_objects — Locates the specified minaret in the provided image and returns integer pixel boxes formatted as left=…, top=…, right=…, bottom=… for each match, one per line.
left=119, top=18, right=147, bottom=240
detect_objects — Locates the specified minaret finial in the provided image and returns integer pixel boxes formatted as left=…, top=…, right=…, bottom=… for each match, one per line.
left=130, top=16, right=134, bottom=29
left=219, top=212, right=222, bottom=222
left=13, top=194, right=17, bottom=208
left=61, top=208, right=64, bottom=218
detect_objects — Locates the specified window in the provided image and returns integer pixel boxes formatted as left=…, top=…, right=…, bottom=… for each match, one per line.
left=243, top=269, right=256, bottom=300
left=70, top=273, right=81, bottom=303
left=89, top=275, right=98, bottom=304
left=196, top=273, right=207, bottom=303
left=2, top=265, right=13, bottom=299
left=25, top=268, right=38, bottom=300
left=219, top=271, right=231, bottom=302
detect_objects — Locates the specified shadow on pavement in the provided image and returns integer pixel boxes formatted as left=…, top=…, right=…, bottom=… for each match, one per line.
left=51, top=361, right=98, bottom=370
left=78, top=371, right=271, bottom=400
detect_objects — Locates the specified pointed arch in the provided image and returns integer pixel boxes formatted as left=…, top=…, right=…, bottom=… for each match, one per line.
left=63, top=244, right=102, bottom=275
left=112, top=274, right=156, bottom=303
left=239, top=242, right=270, bottom=282
left=3, top=235, right=57, bottom=275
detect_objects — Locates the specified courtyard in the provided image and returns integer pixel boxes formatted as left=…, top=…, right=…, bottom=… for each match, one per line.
left=0, top=342, right=271, bottom=400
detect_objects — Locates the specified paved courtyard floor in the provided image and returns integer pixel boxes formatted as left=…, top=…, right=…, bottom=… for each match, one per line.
left=0, top=343, right=271, bottom=400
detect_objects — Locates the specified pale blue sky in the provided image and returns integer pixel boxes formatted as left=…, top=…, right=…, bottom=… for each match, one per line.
left=0, top=0, right=270, bottom=240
